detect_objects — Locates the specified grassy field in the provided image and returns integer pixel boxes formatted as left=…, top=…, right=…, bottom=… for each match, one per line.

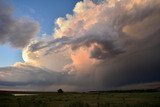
left=0, top=91, right=160, bottom=107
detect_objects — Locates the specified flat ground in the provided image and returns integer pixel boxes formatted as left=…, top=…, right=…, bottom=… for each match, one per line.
left=0, top=91, right=160, bottom=107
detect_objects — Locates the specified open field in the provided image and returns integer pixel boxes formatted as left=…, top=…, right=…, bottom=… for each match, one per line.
left=0, top=91, right=160, bottom=107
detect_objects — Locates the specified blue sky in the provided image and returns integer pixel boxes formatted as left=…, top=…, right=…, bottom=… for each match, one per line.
left=0, top=45, right=23, bottom=67
left=0, top=0, right=81, bottom=67
left=12, top=0, right=81, bottom=35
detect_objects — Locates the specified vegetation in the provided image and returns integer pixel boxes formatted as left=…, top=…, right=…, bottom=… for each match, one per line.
left=0, top=90, right=159, bottom=107
left=57, top=89, right=64, bottom=93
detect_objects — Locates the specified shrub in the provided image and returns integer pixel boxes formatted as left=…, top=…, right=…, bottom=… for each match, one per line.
left=57, top=89, right=63, bottom=93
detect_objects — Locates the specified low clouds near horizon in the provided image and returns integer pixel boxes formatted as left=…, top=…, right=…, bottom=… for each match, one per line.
left=0, top=0, right=160, bottom=91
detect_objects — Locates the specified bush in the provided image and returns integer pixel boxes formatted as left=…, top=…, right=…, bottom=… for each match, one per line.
left=57, top=89, right=63, bottom=93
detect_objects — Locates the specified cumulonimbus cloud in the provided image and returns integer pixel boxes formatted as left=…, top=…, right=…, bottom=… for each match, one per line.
left=0, top=0, right=160, bottom=91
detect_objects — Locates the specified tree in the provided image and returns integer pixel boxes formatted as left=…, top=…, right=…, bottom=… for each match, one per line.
left=57, top=89, right=63, bottom=93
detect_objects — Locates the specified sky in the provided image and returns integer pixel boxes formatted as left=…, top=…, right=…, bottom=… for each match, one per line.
left=0, top=0, right=160, bottom=91
left=0, top=0, right=81, bottom=66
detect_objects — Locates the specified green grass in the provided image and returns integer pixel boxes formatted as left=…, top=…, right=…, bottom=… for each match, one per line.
left=0, top=92, right=160, bottom=107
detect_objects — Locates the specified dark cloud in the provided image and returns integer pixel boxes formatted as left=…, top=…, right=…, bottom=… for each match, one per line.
left=0, top=0, right=39, bottom=48
left=70, top=34, right=127, bottom=59
left=94, top=30, right=160, bottom=89
left=0, top=64, right=67, bottom=86
left=0, top=63, right=97, bottom=91
left=119, top=82, right=160, bottom=90
left=90, top=44, right=107, bottom=59
left=27, top=36, right=72, bottom=53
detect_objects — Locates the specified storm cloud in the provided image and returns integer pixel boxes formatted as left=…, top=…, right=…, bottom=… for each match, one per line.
left=0, top=0, right=39, bottom=48
left=0, top=0, right=160, bottom=91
